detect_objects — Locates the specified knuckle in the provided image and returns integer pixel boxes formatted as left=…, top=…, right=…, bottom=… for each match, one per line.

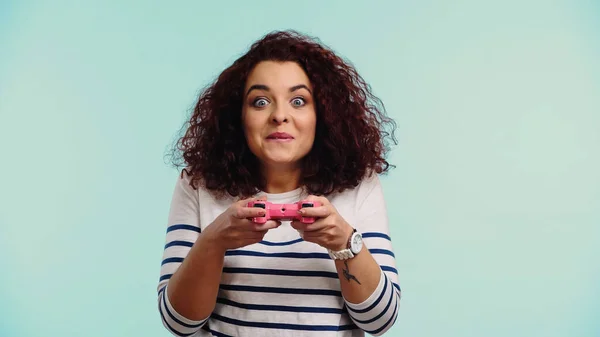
left=234, top=209, right=244, bottom=219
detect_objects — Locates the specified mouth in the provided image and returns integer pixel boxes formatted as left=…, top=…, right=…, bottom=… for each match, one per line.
left=266, top=132, right=294, bottom=141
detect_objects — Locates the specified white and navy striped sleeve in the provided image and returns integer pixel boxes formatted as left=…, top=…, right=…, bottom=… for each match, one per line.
left=344, top=173, right=401, bottom=336
left=158, top=285, right=208, bottom=336
left=157, top=170, right=208, bottom=336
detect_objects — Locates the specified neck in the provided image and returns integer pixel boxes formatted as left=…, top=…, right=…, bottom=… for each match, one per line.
left=261, top=164, right=302, bottom=194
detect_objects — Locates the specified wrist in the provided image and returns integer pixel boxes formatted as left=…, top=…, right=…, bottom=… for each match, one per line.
left=198, top=228, right=227, bottom=256
left=331, top=224, right=355, bottom=251
left=328, top=225, right=363, bottom=260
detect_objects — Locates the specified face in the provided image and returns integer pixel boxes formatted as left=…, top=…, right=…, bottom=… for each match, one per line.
left=242, top=61, right=317, bottom=170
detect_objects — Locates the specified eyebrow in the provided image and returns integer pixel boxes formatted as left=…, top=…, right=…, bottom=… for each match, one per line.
left=245, top=84, right=312, bottom=96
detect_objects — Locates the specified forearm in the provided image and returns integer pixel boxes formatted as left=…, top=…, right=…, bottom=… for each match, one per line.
left=166, top=231, right=226, bottom=321
left=335, top=245, right=382, bottom=303
left=336, top=245, right=400, bottom=336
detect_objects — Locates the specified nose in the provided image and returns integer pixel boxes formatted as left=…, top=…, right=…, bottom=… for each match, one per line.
left=270, top=106, right=288, bottom=124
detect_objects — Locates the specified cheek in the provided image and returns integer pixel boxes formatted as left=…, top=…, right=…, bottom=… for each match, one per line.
left=243, top=118, right=265, bottom=148
left=301, top=115, right=317, bottom=139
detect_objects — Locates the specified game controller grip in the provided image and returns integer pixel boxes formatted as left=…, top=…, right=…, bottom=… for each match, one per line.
left=248, top=201, right=268, bottom=224
left=299, top=200, right=320, bottom=224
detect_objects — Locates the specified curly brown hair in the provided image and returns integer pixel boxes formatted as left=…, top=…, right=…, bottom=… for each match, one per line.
left=168, top=30, right=397, bottom=198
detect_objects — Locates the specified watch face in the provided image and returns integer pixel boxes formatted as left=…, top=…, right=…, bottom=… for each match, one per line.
left=350, top=232, right=363, bottom=254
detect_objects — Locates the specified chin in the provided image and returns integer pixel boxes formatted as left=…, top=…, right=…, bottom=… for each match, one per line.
left=262, top=151, right=295, bottom=161
left=262, top=156, right=301, bottom=168
left=267, top=158, right=297, bottom=165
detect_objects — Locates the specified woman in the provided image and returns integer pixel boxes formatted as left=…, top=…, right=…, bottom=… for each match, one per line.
left=158, top=30, right=401, bottom=337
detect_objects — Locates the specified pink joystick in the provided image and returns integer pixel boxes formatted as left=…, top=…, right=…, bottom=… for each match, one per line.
left=246, top=200, right=322, bottom=224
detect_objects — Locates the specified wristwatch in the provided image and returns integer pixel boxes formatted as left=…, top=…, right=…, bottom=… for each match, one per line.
left=328, top=228, right=363, bottom=260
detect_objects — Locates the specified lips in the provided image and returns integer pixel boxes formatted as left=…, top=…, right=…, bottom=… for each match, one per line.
left=267, top=132, right=294, bottom=140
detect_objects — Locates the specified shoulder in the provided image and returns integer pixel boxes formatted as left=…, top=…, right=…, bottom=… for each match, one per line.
left=171, top=168, right=199, bottom=197
left=358, top=170, right=382, bottom=191
left=327, top=170, right=383, bottom=204
left=326, top=171, right=388, bottom=232
left=174, top=168, right=241, bottom=205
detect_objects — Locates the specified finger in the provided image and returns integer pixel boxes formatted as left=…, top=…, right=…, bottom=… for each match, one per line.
left=291, top=220, right=327, bottom=235
left=300, top=230, right=322, bottom=244
left=233, top=206, right=266, bottom=219
left=253, top=220, right=280, bottom=231
left=301, top=221, right=328, bottom=232
left=236, top=194, right=267, bottom=206
left=290, top=220, right=309, bottom=231
left=233, top=195, right=269, bottom=218
left=297, top=205, right=331, bottom=218
left=303, top=195, right=329, bottom=205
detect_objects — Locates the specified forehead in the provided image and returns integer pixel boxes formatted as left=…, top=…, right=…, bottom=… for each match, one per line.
left=245, top=61, right=312, bottom=91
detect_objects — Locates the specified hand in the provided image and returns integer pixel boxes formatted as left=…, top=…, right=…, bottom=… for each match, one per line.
left=203, top=195, right=280, bottom=253
left=291, top=195, right=354, bottom=251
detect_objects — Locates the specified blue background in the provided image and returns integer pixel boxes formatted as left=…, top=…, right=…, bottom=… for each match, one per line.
left=1, top=1, right=599, bottom=336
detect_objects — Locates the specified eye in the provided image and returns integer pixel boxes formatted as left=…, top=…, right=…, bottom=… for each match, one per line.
left=253, top=98, right=269, bottom=108
left=291, top=97, right=305, bottom=107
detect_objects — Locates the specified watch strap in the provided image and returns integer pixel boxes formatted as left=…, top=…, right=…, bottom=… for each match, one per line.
left=327, top=228, right=358, bottom=260
left=328, top=248, right=355, bottom=260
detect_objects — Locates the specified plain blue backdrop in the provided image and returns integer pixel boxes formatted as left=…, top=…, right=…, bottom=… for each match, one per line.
left=1, top=1, right=599, bottom=336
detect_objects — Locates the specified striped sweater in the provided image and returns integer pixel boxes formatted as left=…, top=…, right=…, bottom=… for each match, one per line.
left=157, top=172, right=401, bottom=336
